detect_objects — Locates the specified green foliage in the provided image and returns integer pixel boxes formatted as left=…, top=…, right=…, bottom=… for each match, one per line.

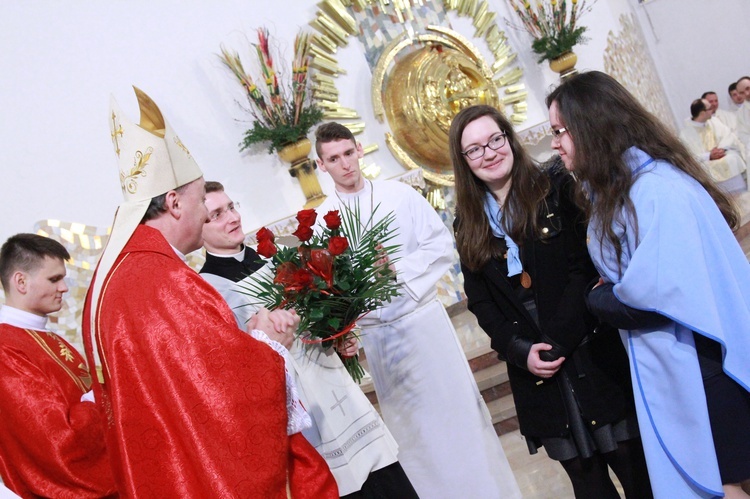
left=240, top=105, right=324, bottom=154
left=506, top=0, right=595, bottom=64
left=240, top=201, right=401, bottom=382
left=531, top=25, right=587, bottom=62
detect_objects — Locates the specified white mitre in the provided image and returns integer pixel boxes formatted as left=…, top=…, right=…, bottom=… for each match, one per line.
left=87, top=87, right=203, bottom=379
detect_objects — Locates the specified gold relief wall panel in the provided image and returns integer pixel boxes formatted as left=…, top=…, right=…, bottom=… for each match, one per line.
left=604, top=13, right=675, bottom=131
left=308, top=0, right=527, bottom=187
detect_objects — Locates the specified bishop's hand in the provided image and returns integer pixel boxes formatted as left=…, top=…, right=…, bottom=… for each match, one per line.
left=247, top=308, right=299, bottom=349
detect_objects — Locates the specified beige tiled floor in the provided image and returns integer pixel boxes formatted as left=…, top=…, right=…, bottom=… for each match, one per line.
left=499, top=431, right=576, bottom=498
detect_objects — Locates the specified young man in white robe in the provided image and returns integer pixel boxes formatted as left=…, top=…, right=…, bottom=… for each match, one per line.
left=703, top=90, right=739, bottom=132
left=313, top=122, right=522, bottom=499
left=198, top=181, right=417, bottom=499
left=680, top=98, right=747, bottom=193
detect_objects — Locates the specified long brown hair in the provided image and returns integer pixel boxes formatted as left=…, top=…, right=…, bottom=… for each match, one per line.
left=449, top=105, right=548, bottom=272
left=546, top=71, right=738, bottom=269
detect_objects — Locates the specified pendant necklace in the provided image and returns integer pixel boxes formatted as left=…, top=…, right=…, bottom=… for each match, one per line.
left=502, top=250, right=532, bottom=289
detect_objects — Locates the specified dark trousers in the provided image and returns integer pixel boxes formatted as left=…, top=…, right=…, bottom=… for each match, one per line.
left=341, top=461, right=419, bottom=499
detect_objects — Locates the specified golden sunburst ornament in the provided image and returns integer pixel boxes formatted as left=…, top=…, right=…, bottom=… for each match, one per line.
left=306, top=0, right=527, bottom=188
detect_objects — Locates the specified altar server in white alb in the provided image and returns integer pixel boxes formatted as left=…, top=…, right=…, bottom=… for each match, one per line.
left=198, top=181, right=418, bottom=499
left=313, top=122, right=522, bottom=499
left=679, top=97, right=747, bottom=193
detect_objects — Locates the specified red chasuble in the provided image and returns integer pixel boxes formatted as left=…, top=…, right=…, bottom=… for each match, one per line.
left=0, top=324, right=116, bottom=498
left=83, top=225, right=336, bottom=498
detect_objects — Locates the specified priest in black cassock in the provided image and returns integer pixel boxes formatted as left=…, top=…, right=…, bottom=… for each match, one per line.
left=199, top=181, right=417, bottom=499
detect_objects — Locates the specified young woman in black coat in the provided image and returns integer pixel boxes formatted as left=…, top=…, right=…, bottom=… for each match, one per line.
left=449, top=105, right=652, bottom=498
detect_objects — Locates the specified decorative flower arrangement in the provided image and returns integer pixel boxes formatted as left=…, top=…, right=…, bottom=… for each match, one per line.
left=507, top=0, right=595, bottom=63
left=247, top=204, right=401, bottom=382
left=219, top=28, right=324, bottom=154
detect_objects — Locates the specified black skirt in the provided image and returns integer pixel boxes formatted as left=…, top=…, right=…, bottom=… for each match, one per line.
left=526, top=371, right=641, bottom=461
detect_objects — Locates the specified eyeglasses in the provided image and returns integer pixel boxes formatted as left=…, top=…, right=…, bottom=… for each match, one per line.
left=550, top=127, right=568, bottom=139
left=461, top=133, right=507, bottom=160
left=207, top=202, right=240, bottom=223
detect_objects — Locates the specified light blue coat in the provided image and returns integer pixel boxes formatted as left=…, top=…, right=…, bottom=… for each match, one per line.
left=587, top=147, right=750, bottom=498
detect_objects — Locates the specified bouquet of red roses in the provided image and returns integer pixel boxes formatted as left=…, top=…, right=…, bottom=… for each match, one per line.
left=248, top=202, right=400, bottom=382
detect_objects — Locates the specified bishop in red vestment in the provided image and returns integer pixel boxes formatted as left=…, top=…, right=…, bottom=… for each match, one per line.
left=82, top=88, right=337, bottom=498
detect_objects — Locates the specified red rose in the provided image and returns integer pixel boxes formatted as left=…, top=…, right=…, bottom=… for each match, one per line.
left=274, top=262, right=315, bottom=292
left=296, top=209, right=317, bottom=227
left=292, top=224, right=314, bottom=242
left=257, top=239, right=277, bottom=258
left=323, top=210, right=342, bottom=230
left=328, top=236, right=349, bottom=256
left=291, top=268, right=315, bottom=290
left=256, top=227, right=275, bottom=243
left=305, top=249, right=334, bottom=287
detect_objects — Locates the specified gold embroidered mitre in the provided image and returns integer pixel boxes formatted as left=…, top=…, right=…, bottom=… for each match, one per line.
left=89, top=87, right=204, bottom=379
left=109, top=87, right=202, bottom=202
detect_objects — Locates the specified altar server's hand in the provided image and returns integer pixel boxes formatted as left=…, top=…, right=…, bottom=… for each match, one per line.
left=375, top=243, right=396, bottom=274
left=335, top=335, right=360, bottom=358
left=527, top=343, right=565, bottom=378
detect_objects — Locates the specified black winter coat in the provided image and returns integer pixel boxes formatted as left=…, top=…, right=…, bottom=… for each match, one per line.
left=459, top=163, right=634, bottom=438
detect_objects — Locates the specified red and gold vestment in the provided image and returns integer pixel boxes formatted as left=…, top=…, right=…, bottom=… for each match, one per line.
left=83, top=225, right=336, bottom=498
left=0, top=323, right=116, bottom=498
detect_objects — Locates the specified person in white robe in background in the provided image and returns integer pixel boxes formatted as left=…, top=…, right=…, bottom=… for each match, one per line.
left=703, top=90, right=739, bottom=132
left=734, top=76, right=750, bottom=155
left=312, top=122, right=522, bottom=499
left=680, top=98, right=747, bottom=193
left=729, top=83, right=746, bottom=109
left=198, top=181, right=417, bottom=499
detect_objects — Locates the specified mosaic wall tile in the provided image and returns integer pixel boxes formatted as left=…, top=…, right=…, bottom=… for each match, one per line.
left=604, top=13, right=675, bottom=131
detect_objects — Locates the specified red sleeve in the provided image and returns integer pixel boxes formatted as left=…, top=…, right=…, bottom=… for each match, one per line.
left=288, top=432, right=339, bottom=499
left=0, top=340, right=115, bottom=498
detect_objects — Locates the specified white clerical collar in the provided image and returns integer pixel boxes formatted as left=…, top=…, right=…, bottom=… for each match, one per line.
left=170, top=244, right=187, bottom=263
left=0, top=305, right=49, bottom=332
left=335, top=179, right=372, bottom=201
left=690, top=119, right=707, bottom=128
left=206, top=245, right=245, bottom=262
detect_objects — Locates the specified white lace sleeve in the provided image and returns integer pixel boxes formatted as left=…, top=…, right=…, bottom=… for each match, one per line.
left=250, top=329, right=312, bottom=435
